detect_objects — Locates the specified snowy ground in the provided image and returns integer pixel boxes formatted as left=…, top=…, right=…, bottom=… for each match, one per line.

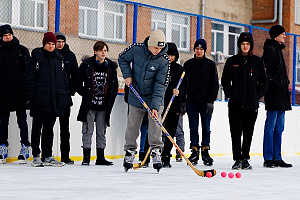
left=1, top=154, right=299, bottom=200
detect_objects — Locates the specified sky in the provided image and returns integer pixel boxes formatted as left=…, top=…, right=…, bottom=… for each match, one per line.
left=1, top=154, right=299, bottom=200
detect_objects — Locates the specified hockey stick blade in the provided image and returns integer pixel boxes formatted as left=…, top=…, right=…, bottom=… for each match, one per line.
left=129, top=84, right=216, bottom=177
left=133, top=72, right=185, bottom=170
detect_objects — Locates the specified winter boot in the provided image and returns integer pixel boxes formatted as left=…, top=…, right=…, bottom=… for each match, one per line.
left=123, top=149, right=137, bottom=171
left=162, top=154, right=172, bottom=168
left=241, top=159, right=252, bottom=170
left=0, top=144, right=8, bottom=164
left=151, top=148, right=162, bottom=172
left=95, top=148, right=113, bottom=166
left=232, top=160, right=242, bottom=170
left=18, top=144, right=29, bottom=164
left=82, top=148, right=91, bottom=166
left=188, top=146, right=199, bottom=165
left=201, top=146, right=213, bottom=166
left=176, top=155, right=183, bottom=162
left=139, top=151, right=150, bottom=168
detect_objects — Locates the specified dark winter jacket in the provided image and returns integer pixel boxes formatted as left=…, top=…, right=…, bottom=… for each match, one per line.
left=261, top=39, right=291, bottom=111
left=24, top=48, right=70, bottom=117
left=221, top=53, right=268, bottom=108
left=163, top=42, right=187, bottom=114
left=0, top=37, right=30, bottom=111
left=75, top=56, right=118, bottom=126
left=184, top=55, right=219, bottom=104
left=118, top=37, right=169, bottom=111
left=57, top=43, right=78, bottom=106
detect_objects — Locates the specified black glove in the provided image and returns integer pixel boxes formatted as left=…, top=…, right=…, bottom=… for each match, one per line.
left=206, top=103, right=214, bottom=114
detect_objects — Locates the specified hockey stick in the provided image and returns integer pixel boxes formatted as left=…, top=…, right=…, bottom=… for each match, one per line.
left=129, top=84, right=216, bottom=177
left=133, top=71, right=185, bottom=170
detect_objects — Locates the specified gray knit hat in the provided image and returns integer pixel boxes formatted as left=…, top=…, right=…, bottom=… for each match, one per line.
left=55, top=31, right=66, bottom=42
left=148, top=29, right=165, bottom=48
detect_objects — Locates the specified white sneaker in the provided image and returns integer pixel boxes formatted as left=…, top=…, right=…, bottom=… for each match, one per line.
left=0, top=144, right=8, bottom=164
left=18, top=144, right=29, bottom=164
left=44, top=157, right=65, bottom=167
left=32, top=156, right=44, bottom=167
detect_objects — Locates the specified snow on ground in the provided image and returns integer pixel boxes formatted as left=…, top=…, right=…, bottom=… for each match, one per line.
left=1, top=154, right=300, bottom=200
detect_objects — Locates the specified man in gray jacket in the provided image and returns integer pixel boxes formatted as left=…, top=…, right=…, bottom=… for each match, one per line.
left=118, top=29, right=169, bottom=172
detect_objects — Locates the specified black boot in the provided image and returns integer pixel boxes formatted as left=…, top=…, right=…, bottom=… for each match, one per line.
left=95, top=148, right=113, bottom=166
left=188, top=146, right=199, bottom=165
left=82, top=148, right=91, bottom=166
left=139, top=151, right=149, bottom=168
left=162, top=154, right=172, bottom=168
left=201, top=146, right=213, bottom=166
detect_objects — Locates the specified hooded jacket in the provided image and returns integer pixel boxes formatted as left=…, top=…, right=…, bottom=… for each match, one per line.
left=75, top=56, right=118, bottom=126
left=221, top=53, right=268, bottom=108
left=184, top=55, right=218, bottom=104
left=261, top=39, right=291, bottom=111
left=118, top=36, right=169, bottom=111
left=24, top=48, right=70, bottom=117
left=57, top=43, right=78, bottom=106
left=0, top=36, right=30, bottom=111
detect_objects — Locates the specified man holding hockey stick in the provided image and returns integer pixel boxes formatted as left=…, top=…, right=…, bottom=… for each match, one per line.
left=129, top=84, right=216, bottom=177
left=118, top=30, right=169, bottom=172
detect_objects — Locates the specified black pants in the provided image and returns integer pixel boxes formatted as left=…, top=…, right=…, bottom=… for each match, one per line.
left=59, top=107, right=71, bottom=159
left=31, top=113, right=56, bottom=158
left=162, top=113, right=180, bottom=158
left=229, top=107, right=258, bottom=161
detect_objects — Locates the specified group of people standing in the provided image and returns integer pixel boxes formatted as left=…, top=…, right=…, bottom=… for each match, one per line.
left=0, top=23, right=293, bottom=171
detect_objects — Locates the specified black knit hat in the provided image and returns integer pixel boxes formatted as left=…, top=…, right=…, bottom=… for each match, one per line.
left=194, top=39, right=207, bottom=52
left=269, top=25, right=285, bottom=39
left=55, top=31, right=66, bottom=42
left=167, top=42, right=179, bottom=63
left=0, top=24, right=13, bottom=38
left=237, top=32, right=254, bottom=50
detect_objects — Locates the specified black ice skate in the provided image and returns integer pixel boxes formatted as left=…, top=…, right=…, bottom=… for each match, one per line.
left=201, top=146, right=213, bottom=166
left=188, top=146, right=199, bottom=165
left=151, top=148, right=162, bottom=172
left=123, top=149, right=137, bottom=172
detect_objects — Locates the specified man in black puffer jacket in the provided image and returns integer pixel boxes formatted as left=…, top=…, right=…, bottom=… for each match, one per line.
left=55, top=32, right=78, bottom=164
left=184, top=39, right=219, bottom=166
left=24, top=32, right=69, bottom=167
left=0, top=24, right=30, bottom=164
left=262, top=25, right=292, bottom=168
left=222, top=32, right=268, bottom=170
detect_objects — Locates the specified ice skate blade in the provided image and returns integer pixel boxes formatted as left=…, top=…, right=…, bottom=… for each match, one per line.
left=19, top=159, right=27, bottom=164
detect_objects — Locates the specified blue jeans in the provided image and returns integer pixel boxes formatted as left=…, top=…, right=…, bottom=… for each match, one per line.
left=187, top=102, right=212, bottom=149
left=139, top=114, right=148, bottom=152
left=0, top=110, right=30, bottom=146
left=263, top=110, right=285, bottom=161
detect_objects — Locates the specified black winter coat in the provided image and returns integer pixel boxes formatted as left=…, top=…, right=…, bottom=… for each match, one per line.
left=0, top=37, right=30, bottom=111
left=221, top=53, right=268, bottom=108
left=262, top=39, right=291, bottom=111
left=163, top=62, right=188, bottom=114
left=184, top=55, right=219, bottom=103
left=75, top=56, right=118, bottom=126
left=24, top=48, right=70, bottom=117
left=57, top=43, right=78, bottom=106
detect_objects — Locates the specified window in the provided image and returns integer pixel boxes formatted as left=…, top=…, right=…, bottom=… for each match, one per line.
left=296, top=0, right=300, bottom=24
left=152, top=10, right=190, bottom=51
left=0, top=0, right=47, bottom=30
left=296, top=51, right=300, bottom=84
left=211, top=22, right=243, bottom=56
left=79, top=0, right=126, bottom=42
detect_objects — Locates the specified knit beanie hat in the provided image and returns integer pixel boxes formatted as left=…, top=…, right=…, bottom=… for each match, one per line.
left=42, top=32, right=57, bottom=46
left=148, top=29, right=165, bottom=48
left=55, top=31, right=66, bottom=42
left=194, top=39, right=207, bottom=52
left=269, top=25, right=285, bottom=39
left=0, top=24, right=13, bottom=38
left=167, top=42, right=179, bottom=62
left=237, top=32, right=254, bottom=50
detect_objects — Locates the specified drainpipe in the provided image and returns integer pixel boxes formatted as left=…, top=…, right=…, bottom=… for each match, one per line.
left=278, top=0, right=283, bottom=25
left=201, top=0, right=205, bottom=38
left=250, top=0, right=278, bottom=24
left=55, top=0, right=60, bottom=32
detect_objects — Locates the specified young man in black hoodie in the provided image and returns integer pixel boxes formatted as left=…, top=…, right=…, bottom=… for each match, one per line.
left=221, top=32, right=268, bottom=170
left=262, top=25, right=292, bottom=168
left=55, top=32, right=78, bottom=164
left=0, top=24, right=30, bottom=164
left=161, top=42, right=187, bottom=168
left=184, top=39, right=219, bottom=166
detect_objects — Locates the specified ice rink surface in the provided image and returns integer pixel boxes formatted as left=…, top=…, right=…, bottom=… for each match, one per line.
left=1, top=154, right=299, bottom=200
